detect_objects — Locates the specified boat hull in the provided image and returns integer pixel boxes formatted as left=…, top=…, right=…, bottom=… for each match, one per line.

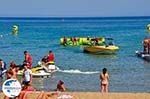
left=17, top=64, right=59, bottom=78
left=17, top=70, right=51, bottom=78
left=83, top=45, right=119, bottom=54
left=135, top=51, right=150, bottom=62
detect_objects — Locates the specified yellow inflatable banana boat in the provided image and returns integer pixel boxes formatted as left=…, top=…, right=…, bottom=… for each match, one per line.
left=60, top=37, right=105, bottom=46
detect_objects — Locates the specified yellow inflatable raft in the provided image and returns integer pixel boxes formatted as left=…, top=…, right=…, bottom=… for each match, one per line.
left=60, top=37, right=105, bottom=46
left=12, top=25, right=18, bottom=35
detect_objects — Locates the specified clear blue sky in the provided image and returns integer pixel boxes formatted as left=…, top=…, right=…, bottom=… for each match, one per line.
left=0, top=0, right=149, bottom=17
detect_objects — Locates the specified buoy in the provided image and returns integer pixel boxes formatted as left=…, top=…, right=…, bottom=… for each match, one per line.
left=147, top=24, right=150, bottom=32
left=12, top=25, right=18, bottom=35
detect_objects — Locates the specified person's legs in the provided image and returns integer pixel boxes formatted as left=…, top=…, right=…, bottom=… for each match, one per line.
left=36, top=92, right=50, bottom=99
left=36, top=92, right=43, bottom=99
left=45, top=92, right=53, bottom=97
left=101, top=84, right=105, bottom=92
left=105, top=84, right=108, bottom=93
left=4, top=96, right=10, bottom=99
left=18, top=91, right=33, bottom=99
left=22, top=92, right=30, bottom=99
left=18, top=91, right=26, bottom=99
left=43, top=93, right=49, bottom=99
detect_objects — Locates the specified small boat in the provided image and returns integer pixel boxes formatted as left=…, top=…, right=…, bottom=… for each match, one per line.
left=135, top=51, right=150, bottom=62
left=83, top=45, right=119, bottom=54
left=17, top=62, right=59, bottom=78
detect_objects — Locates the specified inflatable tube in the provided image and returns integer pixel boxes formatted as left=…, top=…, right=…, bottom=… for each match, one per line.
left=12, top=25, right=18, bottom=34
left=147, top=24, right=150, bottom=32
left=60, top=37, right=105, bottom=46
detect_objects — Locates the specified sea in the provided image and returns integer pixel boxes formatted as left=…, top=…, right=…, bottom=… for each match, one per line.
left=0, top=16, right=150, bottom=92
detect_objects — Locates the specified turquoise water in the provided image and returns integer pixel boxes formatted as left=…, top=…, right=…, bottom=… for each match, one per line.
left=0, top=17, right=150, bottom=92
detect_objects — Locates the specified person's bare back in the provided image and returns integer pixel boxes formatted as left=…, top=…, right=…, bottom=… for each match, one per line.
left=100, top=68, right=109, bottom=92
left=100, top=72, right=109, bottom=84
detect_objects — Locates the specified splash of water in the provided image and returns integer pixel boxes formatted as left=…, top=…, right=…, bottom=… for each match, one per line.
left=58, top=69, right=99, bottom=74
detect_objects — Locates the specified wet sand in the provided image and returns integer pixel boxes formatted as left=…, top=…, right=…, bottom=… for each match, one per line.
left=0, top=92, right=150, bottom=99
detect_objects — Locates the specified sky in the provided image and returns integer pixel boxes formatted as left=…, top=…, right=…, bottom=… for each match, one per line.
left=0, top=0, right=149, bottom=17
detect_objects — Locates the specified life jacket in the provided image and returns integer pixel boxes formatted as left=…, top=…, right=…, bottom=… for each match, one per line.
left=48, top=53, right=55, bottom=62
left=25, top=54, right=32, bottom=68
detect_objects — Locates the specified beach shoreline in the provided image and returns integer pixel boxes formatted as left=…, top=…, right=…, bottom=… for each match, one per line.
left=0, top=92, right=150, bottom=99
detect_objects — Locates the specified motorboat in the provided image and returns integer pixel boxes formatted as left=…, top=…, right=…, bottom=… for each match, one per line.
left=83, top=45, right=119, bottom=54
left=135, top=51, right=150, bottom=62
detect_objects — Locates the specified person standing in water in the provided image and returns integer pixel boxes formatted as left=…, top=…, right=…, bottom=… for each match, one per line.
left=24, top=51, right=32, bottom=69
left=100, top=68, right=109, bottom=93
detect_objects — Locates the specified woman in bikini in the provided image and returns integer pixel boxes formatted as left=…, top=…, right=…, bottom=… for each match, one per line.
left=100, top=68, right=109, bottom=92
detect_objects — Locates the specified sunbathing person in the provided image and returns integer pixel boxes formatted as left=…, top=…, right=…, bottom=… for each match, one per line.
left=36, top=91, right=57, bottom=99
left=18, top=83, right=35, bottom=99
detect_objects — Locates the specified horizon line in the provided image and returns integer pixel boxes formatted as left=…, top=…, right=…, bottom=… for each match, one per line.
left=0, top=15, right=150, bottom=18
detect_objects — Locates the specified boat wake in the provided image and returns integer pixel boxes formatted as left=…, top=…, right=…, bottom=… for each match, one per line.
left=58, top=69, right=99, bottom=74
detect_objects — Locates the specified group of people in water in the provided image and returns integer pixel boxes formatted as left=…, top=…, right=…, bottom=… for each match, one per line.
left=63, top=36, right=77, bottom=45
left=62, top=36, right=106, bottom=46
left=0, top=49, right=110, bottom=99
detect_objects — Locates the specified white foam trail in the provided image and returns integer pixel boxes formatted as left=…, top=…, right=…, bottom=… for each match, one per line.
left=0, top=35, right=3, bottom=38
left=58, top=69, right=99, bottom=74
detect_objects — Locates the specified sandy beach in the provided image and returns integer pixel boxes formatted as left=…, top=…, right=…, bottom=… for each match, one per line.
left=0, top=92, right=150, bottom=99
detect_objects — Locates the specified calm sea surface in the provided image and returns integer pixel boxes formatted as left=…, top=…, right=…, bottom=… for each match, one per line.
left=0, top=17, right=150, bottom=92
